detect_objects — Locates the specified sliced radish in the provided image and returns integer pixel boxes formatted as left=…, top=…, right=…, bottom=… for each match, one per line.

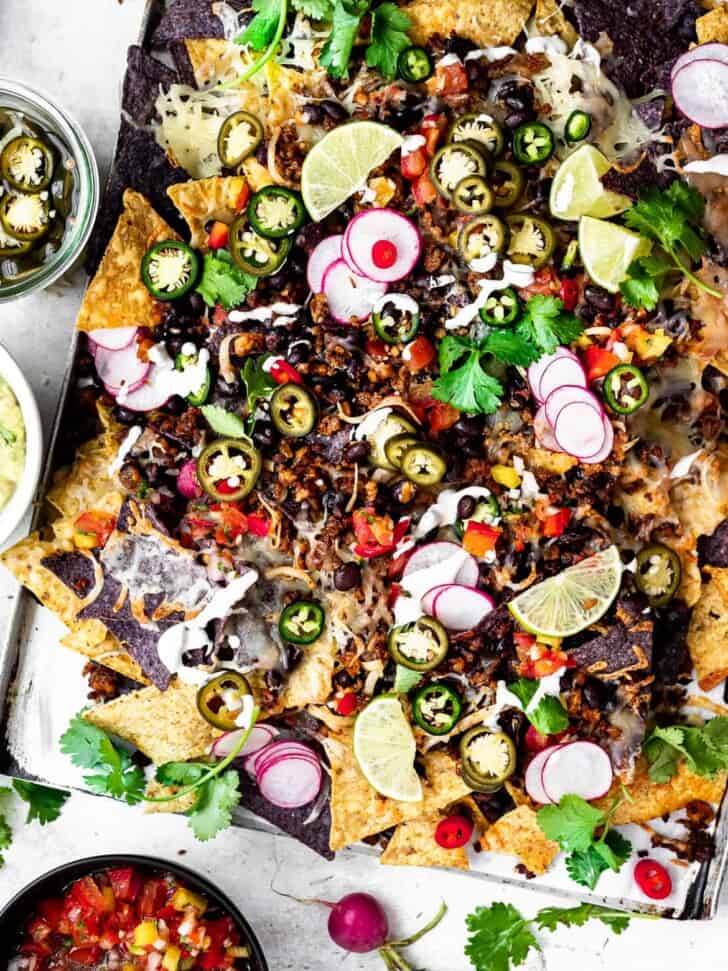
left=553, top=401, right=607, bottom=459
left=537, top=356, right=587, bottom=404
left=322, top=258, right=388, bottom=324
left=343, top=209, right=422, bottom=284
left=527, top=348, right=579, bottom=403
left=525, top=745, right=563, bottom=804
left=671, top=42, right=728, bottom=81
left=211, top=724, right=279, bottom=760
left=533, top=405, right=563, bottom=453
left=403, top=541, right=479, bottom=586
left=544, top=384, right=603, bottom=428
left=672, top=59, right=728, bottom=129
left=541, top=740, right=613, bottom=803
left=432, top=584, right=494, bottom=631
left=116, top=366, right=171, bottom=412
left=94, top=343, right=149, bottom=394
left=421, top=583, right=454, bottom=616
left=254, top=740, right=320, bottom=776
left=89, top=326, right=138, bottom=351
left=581, top=414, right=614, bottom=465
left=257, top=755, right=323, bottom=809
left=307, top=234, right=343, bottom=294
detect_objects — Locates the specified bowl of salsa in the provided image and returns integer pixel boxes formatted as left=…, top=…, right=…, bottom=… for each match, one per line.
left=0, top=77, right=99, bottom=301
left=0, top=855, right=268, bottom=971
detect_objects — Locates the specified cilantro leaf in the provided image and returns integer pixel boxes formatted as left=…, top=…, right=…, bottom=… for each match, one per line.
left=507, top=680, right=569, bottom=736
left=236, top=0, right=283, bottom=50
left=537, top=795, right=605, bottom=853
left=188, top=770, right=241, bottom=841
left=507, top=678, right=538, bottom=709
left=156, top=762, right=207, bottom=788
left=465, top=903, right=539, bottom=971
left=433, top=352, right=503, bottom=414
left=643, top=718, right=728, bottom=782
left=482, top=329, right=541, bottom=367
left=365, top=2, right=411, bottom=79
left=241, top=354, right=277, bottom=418
left=60, top=714, right=145, bottom=805
left=319, top=0, right=367, bottom=78
left=196, top=250, right=258, bottom=311
left=12, top=780, right=69, bottom=826
left=516, top=294, right=583, bottom=357
left=291, top=0, right=334, bottom=17
left=0, top=788, right=12, bottom=865
left=566, top=831, right=631, bottom=890
left=535, top=903, right=631, bottom=934
left=200, top=404, right=248, bottom=438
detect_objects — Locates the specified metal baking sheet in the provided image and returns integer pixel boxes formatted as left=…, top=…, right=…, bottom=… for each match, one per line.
left=0, top=0, right=725, bottom=920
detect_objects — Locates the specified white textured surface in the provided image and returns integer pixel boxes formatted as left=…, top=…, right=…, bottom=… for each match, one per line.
left=0, top=2, right=728, bottom=968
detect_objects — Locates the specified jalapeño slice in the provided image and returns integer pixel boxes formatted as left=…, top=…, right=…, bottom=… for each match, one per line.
left=458, top=214, right=508, bottom=264
left=197, top=671, right=251, bottom=731
left=388, top=617, right=449, bottom=671
left=0, top=227, right=32, bottom=258
left=603, top=364, right=649, bottom=415
left=279, top=600, right=325, bottom=644
left=450, top=113, right=505, bottom=158
left=0, top=135, right=54, bottom=192
left=141, top=240, right=199, bottom=301
left=372, top=294, right=420, bottom=344
left=635, top=543, right=681, bottom=607
left=478, top=286, right=520, bottom=327
left=197, top=438, right=262, bottom=501
left=512, top=121, right=555, bottom=165
left=175, top=350, right=211, bottom=406
left=397, top=46, right=433, bottom=82
left=218, top=110, right=264, bottom=168
left=506, top=214, right=555, bottom=269
left=400, top=443, right=447, bottom=487
left=430, top=143, right=487, bottom=200
left=491, top=160, right=524, bottom=209
left=229, top=214, right=291, bottom=276
left=0, top=192, right=49, bottom=241
left=248, top=186, right=306, bottom=239
left=384, top=432, right=420, bottom=469
left=413, top=683, right=463, bottom=735
left=270, top=383, right=317, bottom=437
left=368, top=412, right=418, bottom=470
left=564, top=110, right=592, bottom=144
left=452, top=175, right=495, bottom=215
left=459, top=727, right=516, bottom=792
left=454, top=495, right=500, bottom=539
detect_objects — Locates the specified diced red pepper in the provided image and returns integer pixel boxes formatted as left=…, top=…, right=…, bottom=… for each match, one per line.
left=421, top=113, right=448, bottom=156
left=542, top=508, right=571, bottom=538
left=462, top=521, right=501, bottom=558
left=269, top=358, right=303, bottom=385
left=214, top=504, right=249, bottom=545
left=335, top=692, right=358, bottom=716
left=207, top=221, right=229, bottom=250
left=559, top=276, right=579, bottom=311
left=411, top=170, right=438, bottom=206
left=402, top=335, right=436, bottom=372
left=584, top=345, right=620, bottom=382
left=138, top=878, right=167, bottom=918
left=107, top=867, right=141, bottom=903
left=401, top=146, right=428, bottom=180
left=353, top=512, right=409, bottom=559
left=246, top=514, right=270, bottom=537
left=235, top=182, right=251, bottom=212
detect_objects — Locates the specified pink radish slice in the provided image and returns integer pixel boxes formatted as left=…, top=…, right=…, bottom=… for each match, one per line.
left=537, top=356, right=587, bottom=404
left=322, top=258, right=388, bottom=324
left=403, top=541, right=479, bottom=587
left=544, top=384, right=602, bottom=428
left=553, top=401, right=607, bottom=459
left=432, top=584, right=494, bottom=631
left=177, top=459, right=203, bottom=499
left=527, top=348, right=579, bottom=403
left=343, top=209, right=422, bottom=284
left=307, top=235, right=343, bottom=293
left=672, top=59, right=728, bottom=128
left=257, top=755, right=323, bottom=809
left=116, top=367, right=171, bottom=412
left=94, top=343, right=149, bottom=393
left=671, top=42, right=728, bottom=81
left=541, top=740, right=613, bottom=803
left=89, top=326, right=138, bottom=351
left=253, top=740, right=320, bottom=775
left=533, top=405, right=563, bottom=453
left=211, top=724, right=278, bottom=760
left=525, top=745, right=563, bottom=804
left=421, top=583, right=454, bottom=616
left=245, top=739, right=314, bottom=779
left=580, top=414, right=614, bottom=465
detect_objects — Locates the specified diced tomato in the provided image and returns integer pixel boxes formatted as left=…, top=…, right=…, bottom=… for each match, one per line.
left=402, top=336, right=436, bottom=372
left=514, top=631, right=536, bottom=651
left=401, top=146, right=428, bottom=180
left=20, top=942, right=53, bottom=957
left=208, top=221, right=229, bottom=250
left=584, top=345, right=620, bottom=382
left=246, top=514, right=270, bottom=537
left=525, top=725, right=552, bottom=753
left=387, top=581, right=402, bottom=607
left=235, top=183, right=251, bottom=212
left=107, top=867, right=141, bottom=903
left=98, top=917, right=121, bottom=951
left=335, top=692, right=358, bottom=716
left=68, top=946, right=103, bottom=966
left=520, top=643, right=574, bottom=679
left=435, top=814, right=474, bottom=849
left=353, top=512, right=409, bottom=559
left=411, top=170, right=438, bottom=206
left=26, top=917, right=53, bottom=943
left=71, top=876, right=112, bottom=915
left=542, top=508, right=571, bottom=538
left=269, top=358, right=303, bottom=385
left=559, top=276, right=579, bottom=311
left=462, top=521, right=501, bottom=557
left=212, top=305, right=228, bottom=327
left=115, top=901, right=137, bottom=932
left=421, top=113, right=448, bottom=156
left=520, top=266, right=560, bottom=297
left=409, top=397, right=460, bottom=434
left=198, top=951, right=232, bottom=971
left=139, top=878, right=167, bottom=918
left=73, top=511, right=116, bottom=548
left=366, top=337, right=389, bottom=358
left=432, top=60, right=469, bottom=96
left=35, top=897, right=64, bottom=930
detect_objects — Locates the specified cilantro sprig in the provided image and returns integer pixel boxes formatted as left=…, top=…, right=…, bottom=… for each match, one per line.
left=620, top=181, right=722, bottom=309
left=507, top=678, right=569, bottom=737
left=515, top=294, right=584, bottom=357
left=643, top=716, right=728, bottom=783
left=12, top=780, right=70, bottom=825
left=196, top=250, right=258, bottom=310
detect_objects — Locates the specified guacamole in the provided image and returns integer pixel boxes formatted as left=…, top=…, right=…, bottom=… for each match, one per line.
left=0, top=376, right=25, bottom=511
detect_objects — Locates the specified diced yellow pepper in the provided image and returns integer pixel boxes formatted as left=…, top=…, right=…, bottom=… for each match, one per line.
left=227, top=947, right=250, bottom=959
left=133, top=920, right=159, bottom=948
left=101, top=885, right=115, bottom=912
left=491, top=465, right=521, bottom=489
left=162, top=946, right=182, bottom=971
left=171, top=887, right=208, bottom=914
left=73, top=529, right=98, bottom=550
left=537, top=634, right=563, bottom=650
left=632, top=328, right=672, bottom=361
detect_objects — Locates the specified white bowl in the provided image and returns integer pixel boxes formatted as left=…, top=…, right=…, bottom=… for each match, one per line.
left=0, top=344, right=43, bottom=550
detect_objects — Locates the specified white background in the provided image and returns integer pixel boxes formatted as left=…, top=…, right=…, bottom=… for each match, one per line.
left=0, top=1, right=727, bottom=967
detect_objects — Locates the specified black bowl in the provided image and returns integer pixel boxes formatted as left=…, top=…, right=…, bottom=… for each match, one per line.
left=0, top=854, right=268, bottom=970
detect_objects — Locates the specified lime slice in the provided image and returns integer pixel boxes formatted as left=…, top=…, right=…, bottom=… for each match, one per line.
left=508, top=545, right=623, bottom=638
left=301, top=121, right=403, bottom=222
left=550, top=145, right=631, bottom=221
left=353, top=695, right=422, bottom=802
left=578, top=216, right=651, bottom=293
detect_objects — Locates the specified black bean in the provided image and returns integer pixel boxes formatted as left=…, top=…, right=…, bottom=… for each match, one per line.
left=288, top=342, right=310, bottom=365
left=504, top=110, right=532, bottom=129
left=164, top=395, right=187, bottom=415
left=584, top=284, right=614, bottom=312
left=323, top=490, right=348, bottom=515
left=454, top=416, right=484, bottom=438
left=265, top=331, right=285, bottom=353
left=321, top=100, right=348, bottom=122
left=255, top=142, right=268, bottom=165
left=253, top=421, right=274, bottom=448
left=300, top=103, right=324, bottom=125
left=118, top=462, right=142, bottom=491
left=334, top=562, right=362, bottom=591
left=343, top=440, right=370, bottom=463
left=265, top=669, right=284, bottom=690
left=186, top=292, right=204, bottom=316
left=457, top=495, right=477, bottom=520
left=334, top=668, right=356, bottom=688
left=112, top=405, right=140, bottom=425
left=392, top=479, right=417, bottom=505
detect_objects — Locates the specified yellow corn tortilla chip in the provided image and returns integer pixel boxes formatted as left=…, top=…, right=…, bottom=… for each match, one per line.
left=381, top=811, right=469, bottom=869
left=279, top=631, right=338, bottom=711
left=168, top=176, right=248, bottom=249
left=83, top=680, right=219, bottom=765
left=60, top=628, right=147, bottom=684
left=405, top=0, right=533, bottom=48
left=527, top=447, right=577, bottom=475
left=534, top=0, right=578, bottom=45
left=144, top=780, right=197, bottom=814
left=76, top=190, right=179, bottom=333
left=482, top=805, right=559, bottom=876
left=697, top=6, right=728, bottom=43
left=595, top=756, right=726, bottom=824
left=687, top=568, right=728, bottom=691
left=324, top=734, right=471, bottom=851
left=47, top=436, right=120, bottom=522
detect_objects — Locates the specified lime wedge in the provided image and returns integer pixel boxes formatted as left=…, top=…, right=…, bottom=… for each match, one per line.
left=508, top=545, right=623, bottom=638
left=550, top=145, right=631, bottom=221
left=301, top=121, right=403, bottom=222
left=578, top=216, right=651, bottom=293
left=353, top=695, right=422, bottom=802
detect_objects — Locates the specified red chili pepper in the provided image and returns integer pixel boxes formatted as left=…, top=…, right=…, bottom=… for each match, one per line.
left=214, top=479, right=242, bottom=496
left=435, top=814, right=474, bottom=849
left=559, top=276, right=579, bottom=311
left=633, top=859, right=672, bottom=900
left=335, top=692, right=358, bottom=716
left=542, top=508, right=571, bottom=538
left=207, top=221, right=229, bottom=250
left=269, top=358, right=304, bottom=385
left=584, top=345, right=620, bottom=382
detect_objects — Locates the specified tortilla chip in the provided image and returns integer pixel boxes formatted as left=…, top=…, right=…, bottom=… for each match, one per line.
left=77, top=190, right=179, bottom=333
left=144, top=780, right=197, bottom=814
left=527, top=447, right=578, bottom=475
left=595, top=756, right=726, bottom=823
left=151, top=0, right=224, bottom=47
left=534, top=0, right=578, bottom=45
left=687, top=568, right=728, bottom=691
left=123, top=45, right=179, bottom=126
left=404, top=0, right=533, bottom=48
left=697, top=6, right=728, bottom=43
left=324, top=734, right=471, bottom=851
left=168, top=176, right=248, bottom=249
left=381, top=811, right=469, bottom=869
left=482, top=805, right=559, bottom=876
left=84, top=680, right=218, bottom=764
left=60, top=628, right=147, bottom=683
left=279, top=632, right=338, bottom=711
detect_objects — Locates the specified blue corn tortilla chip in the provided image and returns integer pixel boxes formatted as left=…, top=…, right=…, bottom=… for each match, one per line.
left=123, top=45, right=179, bottom=126
left=698, top=519, right=728, bottom=568
left=169, top=40, right=199, bottom=87
left=238, top=773, right=335, bottom=859
left=151, top=0, right=224, bottom=47
left=41, top=550, right=97, bottom=600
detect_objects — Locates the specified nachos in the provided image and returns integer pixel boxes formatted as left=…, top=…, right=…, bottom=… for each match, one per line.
left=4, top=0, right=728, bottom=911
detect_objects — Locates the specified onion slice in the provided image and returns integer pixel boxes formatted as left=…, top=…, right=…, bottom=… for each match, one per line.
left=672, top=58, right=728, bottom=129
